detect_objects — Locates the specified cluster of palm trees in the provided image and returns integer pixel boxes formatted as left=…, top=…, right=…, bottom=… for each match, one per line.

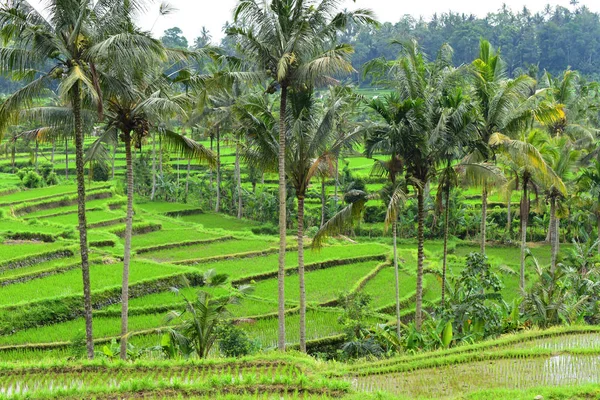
left=313, top=39, right=600, bottom=337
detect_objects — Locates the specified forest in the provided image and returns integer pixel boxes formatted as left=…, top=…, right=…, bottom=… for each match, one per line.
left=0, top=0, right=600, bottom=399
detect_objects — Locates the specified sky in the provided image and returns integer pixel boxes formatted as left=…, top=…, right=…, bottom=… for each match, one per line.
left=136, top=0, right=600, bottom=44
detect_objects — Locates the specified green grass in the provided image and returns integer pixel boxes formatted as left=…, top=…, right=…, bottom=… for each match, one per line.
left=0, top=260, right=190, bottom=307
left=41, top=209, right=124, bottom=226
left=0, top=182, right=107, bottom=205
left=103, top=285, right=231, bottom=311
left=251, top=260, right=381, bottom=304
left=136, top=201, right=202, bottom=214
left=196, top=243, right=389, bottom=280
left=0, top=255, right=82, bottom=281
left=0, top=313, right=170, bottom=345
left=178, top=212, right=261, bottom=231
left=25, top=197, right=124, bottom=218
left=0, top=241, right=71, bottom=264
left=360, top=265, right=417, bottom=310
left=239, top=309, right=348, bottom=349
left=139, top=238, right=277, bottom=263
left=131, top=228, right=220, bottom=249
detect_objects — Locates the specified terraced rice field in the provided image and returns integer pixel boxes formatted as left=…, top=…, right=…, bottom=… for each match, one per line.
left=0, top=180, right=598, bottom=399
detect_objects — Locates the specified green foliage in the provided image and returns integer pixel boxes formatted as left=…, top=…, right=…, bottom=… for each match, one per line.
left=23, top=171, right=43, bottom=188
left=442, top=253, right=505, bottom=340
left=217, top=323, right=258, bottom=358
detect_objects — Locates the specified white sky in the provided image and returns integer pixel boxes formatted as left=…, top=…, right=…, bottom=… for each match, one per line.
left=30, top=0, right=600, bottom=43
left=138, top=0, right=600, bottom=43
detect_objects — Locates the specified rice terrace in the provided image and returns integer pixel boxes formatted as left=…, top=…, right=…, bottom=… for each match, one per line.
left=2, top=0, right=600, bottom=399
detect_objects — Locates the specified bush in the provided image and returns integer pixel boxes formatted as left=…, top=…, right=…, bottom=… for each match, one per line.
left=23, top=171, right=43, bottom=188
left=45, top=171, right=58, bottom=186
left=251, top=224, right=278, bottom=235
left=217, top=323, right=257, bottom=357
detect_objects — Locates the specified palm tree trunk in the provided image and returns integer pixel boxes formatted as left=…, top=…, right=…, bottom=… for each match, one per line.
left=550, top=196, right=558, bottom=273
left=185, top=158, right=191, bottom=200
left=297, top=194, right=306, bottom=353
left=415, top=187, right=425, bottom=330
left=120, top=133, right=134, bottom=360
left=277, top=85, right=288, bottom=351
left=236, top=142, right=242, bottom=219
left=334, top=159, right=339, bottom=210
left=34, top=139, right=39, bottom=173
left=150, top=132, right=156, bottom=200
left=158, top=134, right=163, bottom=185
left=392, top=219, right=402, bottom=340
left=520, top=176, right=529, bottom=295
left=51, top=140, right=55, bottom=166
left=506, top=195, right=512, bottom=238
left=320, top=177, right=326, bottom=228
left=65, top=137, right=69, bottom=179
left=215, top=125, right=221, bottom=213
left=441, top=187, right=450, bottom=306
left=11, top=139, right=15, bottom=173
left=481, top=184, right=488, bottom=254
left=111, top=144, right=116, bottom=180
left=597, top=213, right=600, bottom=255
left=208, top=134, right=213, bottom=210
left=72, top=84, right=93, bottom=359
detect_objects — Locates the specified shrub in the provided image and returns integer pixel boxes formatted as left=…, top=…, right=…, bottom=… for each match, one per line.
left=45, top=171, right=58, bottom=186
left=217, top=323, right=257, bottom=357
left=23, top=171, right=43, bottom=188
left=251, top=224, right=278, bottom=235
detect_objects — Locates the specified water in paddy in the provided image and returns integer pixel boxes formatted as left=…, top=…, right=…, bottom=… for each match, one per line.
left=352, top=354, right=600, bottom=398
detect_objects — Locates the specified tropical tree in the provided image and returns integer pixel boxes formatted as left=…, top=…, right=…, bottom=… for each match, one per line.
left=314, top=182, right=407, bottom=340
left=364, top=40, right=460, bottom=329
left=490, top=132, right=566, bottom=293
left=578, top=160, right=600, bottom=255
left=228, top=0, right=375, bottom=350
left=88, top=66, right=214, bottom=358
left=469, top=40, right=562, bottom=254
left=242, top=89, right=361, bottom=352
left=431, top=88, right=491, bottom=305
left=164, top=271, right=253, bottom=359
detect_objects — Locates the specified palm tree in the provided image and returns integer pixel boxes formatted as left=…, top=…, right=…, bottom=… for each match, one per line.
left=364, top=41, right=459, bottom=329
left=431, top=88, right=489, bottom=305
left=89, top=68, right=214, bottom=358
left=229, top=0, right=374, bottom=350
left=0, top=0, right=151, bottom=359
left=242, top=89, right=361, bottom=352
left=578, top=160, right=600, bottom=255
left=469, top=40, right=556, bottom=254
left=490, top=132, right=566, bottom=293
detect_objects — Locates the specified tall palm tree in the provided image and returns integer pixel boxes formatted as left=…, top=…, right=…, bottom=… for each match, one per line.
left=364, top=40, right=460, bottom=329
left=578, top=160, right=600, bottom=255
left=431, top=88, right=493, bottom=305
left=242, top=89, right=361, bottom=352
left=89, top=67, right=214, bottom=359
left=229, top=0, right=375, bottom=350
left=314, top=181, right=407, bottom=340
left=469, top=40, right=556, bottom=254
left=490, top=132, right=566, bottom=293
left=0, top=0, right=153, bottom=358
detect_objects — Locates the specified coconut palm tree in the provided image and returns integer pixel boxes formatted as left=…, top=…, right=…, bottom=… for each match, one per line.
left=490, top=132, right=566, bottom=293
left=228, top=0, right=375, bottom=350
left=0, top=0, right=160, bottom=359
left=469, top=40, right=562, bottom=254
left=364, top=40, right=462, bottom=329
left=314, top=181, right=407, bottom=340
left=88, top=68, right=214, bottom=358
left=241, top=89, right=361, bottom=352
left=578, top=160, right=600, bottom=255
